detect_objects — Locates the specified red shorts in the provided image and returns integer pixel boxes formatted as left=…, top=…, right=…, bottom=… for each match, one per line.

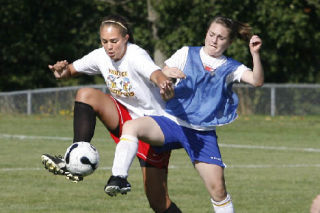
left=109, top=95, right=171, bottom=169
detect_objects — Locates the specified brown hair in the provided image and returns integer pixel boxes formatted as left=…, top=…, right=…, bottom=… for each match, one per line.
left=100, top=15, right=134, bottom=43
left=209, top=16, right=252, bottom=41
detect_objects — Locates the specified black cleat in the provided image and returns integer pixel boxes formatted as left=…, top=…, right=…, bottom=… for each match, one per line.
left=41, top=154, right=83, bottom=182
left=104, top=175, right=131, bottom=196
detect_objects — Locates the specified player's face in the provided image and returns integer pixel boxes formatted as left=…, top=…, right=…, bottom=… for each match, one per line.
left=204, top=22, right=232, bottom=58
left=100, top=25, right=129, bottom=61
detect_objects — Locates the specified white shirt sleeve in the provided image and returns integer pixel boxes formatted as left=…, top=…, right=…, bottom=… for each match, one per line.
left=72, top=49, right=102, bottom=75
left=227, top=64, right=251, bottom=83
left=164, top=46, right=189, bottom=70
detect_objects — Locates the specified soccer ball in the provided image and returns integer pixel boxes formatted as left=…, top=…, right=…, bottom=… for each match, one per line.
left=64, top=142, right=100, bottom=176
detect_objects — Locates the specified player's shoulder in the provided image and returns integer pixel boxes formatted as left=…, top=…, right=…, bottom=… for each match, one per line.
left=74, top=47, right=105, bottom=66
left=226, top=57, right=242, bottom=66
left=169, top=46, right=189, bottom=58
left=178, top=46, right=189, bottom=53
left=125, top=43, right=154, bottom=65
left=126, top=43, right=148, bottom=55
left=85, top=47, right=106, bottom=58
left=94, top=47, right=107, bottom=55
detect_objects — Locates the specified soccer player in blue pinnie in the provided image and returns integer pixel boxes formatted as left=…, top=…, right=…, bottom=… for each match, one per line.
left=105, top=16, right=264, bottom=213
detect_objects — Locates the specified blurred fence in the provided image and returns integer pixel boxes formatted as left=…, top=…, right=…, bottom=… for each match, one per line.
left=1, top=84, right=320, bottom=116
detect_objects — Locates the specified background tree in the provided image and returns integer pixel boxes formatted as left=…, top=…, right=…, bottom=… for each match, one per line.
left=0, top=0, right=151, bottom=91
left=151, top=0, right=320, bottom=83
left=1, top=0, right=319, bottom=92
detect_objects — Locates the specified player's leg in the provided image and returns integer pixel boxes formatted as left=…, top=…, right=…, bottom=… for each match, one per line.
left=106, top=115, right=182, bottom=212
left=138, top=116, right=182, bottom=212
left=74, top=87, right=119, bottom=135
left=140, top=162, right=181, bottom=213
left=184, top=129, right=234, bottom=213
left=41, top=88, right=119, bottom=181
left=122, top=116, right=166, bottom=145
left=194, top=162, right=234, bottom=213
left=105, top=116, right=165, bottom=196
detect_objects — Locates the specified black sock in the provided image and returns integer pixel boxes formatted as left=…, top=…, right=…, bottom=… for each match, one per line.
left=162, top=202, right=182, bottom=213
left=73, top=101, right=96, bottom=143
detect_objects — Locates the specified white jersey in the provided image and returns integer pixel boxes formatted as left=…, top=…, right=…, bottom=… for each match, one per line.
left=165, top=46, right=250, bottom=84
left=73, top=43, right=165, bottom=119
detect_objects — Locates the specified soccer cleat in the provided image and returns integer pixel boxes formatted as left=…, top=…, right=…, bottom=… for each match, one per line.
left=41, top=154, right=83, bottom=183
left=104, top=175, right=131, bottom=197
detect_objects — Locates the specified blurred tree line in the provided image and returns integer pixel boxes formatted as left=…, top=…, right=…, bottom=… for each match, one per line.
left=1, top=0, right=319, bottom=92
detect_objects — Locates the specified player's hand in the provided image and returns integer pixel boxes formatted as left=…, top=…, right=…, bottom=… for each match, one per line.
left=160, top=80, right=174, bottom=101
left=249, top=35, right=262, bottom=55
left=162, top=67, right=186, bottom=79
left=48, top=60, right=70, bottom=79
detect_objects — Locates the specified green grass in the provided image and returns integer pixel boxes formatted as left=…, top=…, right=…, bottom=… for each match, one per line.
left=0, top=114, right=320, bottom=213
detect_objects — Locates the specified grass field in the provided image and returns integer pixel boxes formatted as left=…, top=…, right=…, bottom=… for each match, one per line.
left=0, top=114, right=320, bottom=213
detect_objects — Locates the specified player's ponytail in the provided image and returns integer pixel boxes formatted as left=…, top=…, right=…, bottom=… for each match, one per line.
left=209, top=16, right=252, bottom=42
left=234, top=20, right=252, bottom=42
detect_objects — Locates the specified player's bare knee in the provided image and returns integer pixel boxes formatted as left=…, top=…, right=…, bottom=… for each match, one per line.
left=75, top=88, right=106, bottom=111
left=211, top=187, right=227, bottom=202
left=205, top=181, right=227, bottom=201
left=75, top=88, right=96, bottom=102
left=122, top=120, right=139, bottom=136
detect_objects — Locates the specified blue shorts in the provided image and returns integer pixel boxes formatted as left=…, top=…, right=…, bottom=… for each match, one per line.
left=150, top=116, right=225, bottom=167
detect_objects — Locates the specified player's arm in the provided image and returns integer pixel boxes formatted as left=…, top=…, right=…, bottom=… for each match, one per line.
left=150, top=70, right=174, bottom=101
left=240, top=35, right=264, bottom=87
left=48, top=60, right=80, bottom=79
left=162, top=66, right=186, bottom=80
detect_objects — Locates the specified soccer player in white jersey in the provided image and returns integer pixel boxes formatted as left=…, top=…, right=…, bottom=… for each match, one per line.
left=41, top=15, right=181, bottom=213
left=106, top=16, right=264, bottom=213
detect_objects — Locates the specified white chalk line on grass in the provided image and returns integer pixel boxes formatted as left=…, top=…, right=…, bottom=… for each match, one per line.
left=2, top=133, right=320, bottom=172
left=219, top=143, right=320, bottom=153
left=2, top=133, right=320, bottom=153
left=0, top=133, right=72, bottom=141
left=0, top=133, right=106, bottom=142
left=2, top=164, right=320, bottom=172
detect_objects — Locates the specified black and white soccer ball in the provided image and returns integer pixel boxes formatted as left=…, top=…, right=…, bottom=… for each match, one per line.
left=64, top=142, right=100, bottom=176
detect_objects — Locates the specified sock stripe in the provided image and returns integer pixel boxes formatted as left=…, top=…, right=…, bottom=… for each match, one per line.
left=121, top=137, right=133, bottom=142
left=212, top=200, right=231, bottom=207
left=211, top=193, right=232, bottom=206
left=120, top=134, right=138, bottom=143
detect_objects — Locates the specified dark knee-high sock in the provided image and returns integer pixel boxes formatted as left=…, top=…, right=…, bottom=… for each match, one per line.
left=73, top=101, right=96, bottom=143
left=162, top=202, right=182, bottom=213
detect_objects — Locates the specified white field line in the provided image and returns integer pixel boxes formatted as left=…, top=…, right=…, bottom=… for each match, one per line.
left=219, top=143, right=320, bottom=153
left=2, top=133, right=320, bottom=172
left=0, top=133, right=72, bottom=141
left=0, top=133, right=106, bottom=142
left=2, top=133, right=320, bottom=153
left=3, top=164, right=320, bottom=172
